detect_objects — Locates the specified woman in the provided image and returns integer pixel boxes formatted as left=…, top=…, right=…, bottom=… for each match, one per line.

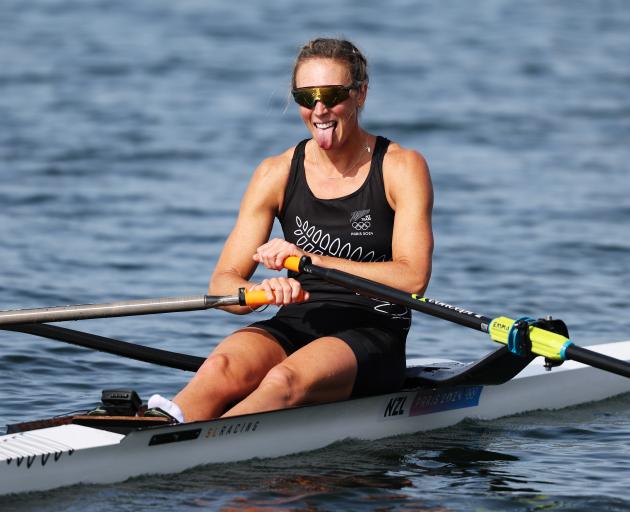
left=149, top=38, right=433, bottom=423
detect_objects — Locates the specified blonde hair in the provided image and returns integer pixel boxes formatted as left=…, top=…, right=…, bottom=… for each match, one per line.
left=291, top=38, right=369, bottom=89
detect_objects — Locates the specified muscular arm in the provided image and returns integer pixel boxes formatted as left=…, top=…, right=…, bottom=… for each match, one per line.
left=209, top=152, right=292, bottom=313
left=307, top=145, right=434, bottom=294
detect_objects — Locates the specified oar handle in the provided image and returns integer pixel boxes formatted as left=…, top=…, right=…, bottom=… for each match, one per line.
left=239, top=287, right=307, bottom=307
left=284, top=256, right=303, bottom=273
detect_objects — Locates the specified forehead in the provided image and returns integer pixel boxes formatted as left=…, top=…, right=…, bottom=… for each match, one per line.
left=294, top=58, right=351, bottom=88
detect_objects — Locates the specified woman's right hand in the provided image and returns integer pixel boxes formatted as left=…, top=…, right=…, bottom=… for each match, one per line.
left=250, top=277, right=309, bottom=305
left=252, top=238, right=307, bottom=271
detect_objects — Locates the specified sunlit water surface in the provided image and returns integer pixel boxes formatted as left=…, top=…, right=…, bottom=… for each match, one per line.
left=1, top=1, right=630, bottom=510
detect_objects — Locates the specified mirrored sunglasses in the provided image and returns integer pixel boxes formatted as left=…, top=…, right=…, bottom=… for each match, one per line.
left=291, top=84, right=358, bottom=109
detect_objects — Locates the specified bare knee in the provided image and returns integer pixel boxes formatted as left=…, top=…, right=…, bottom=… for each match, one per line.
left=197, top=353, right=261, bottom=391
left=258, top=365, right=303, bottom=407
left=198, top=353, right=231, bottom=379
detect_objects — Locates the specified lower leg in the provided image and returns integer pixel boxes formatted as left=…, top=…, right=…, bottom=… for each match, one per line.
left=173, top=354, right=241, bottom=420
left=172, top=329, right=287, bottom=421
left=222, top=371, right=294, bottom=417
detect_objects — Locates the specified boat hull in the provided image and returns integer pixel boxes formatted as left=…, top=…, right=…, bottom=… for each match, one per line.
left=3, top=341, right=630, bottom=496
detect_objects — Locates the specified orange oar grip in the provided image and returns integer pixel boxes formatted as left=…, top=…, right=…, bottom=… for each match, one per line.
left=241, top=289, right=274, bottom=307
left=283, top=256, right=302, bottom=272
left=239, top=288, right=308, bottom=307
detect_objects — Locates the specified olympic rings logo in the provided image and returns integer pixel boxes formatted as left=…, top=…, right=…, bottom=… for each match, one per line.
left=352, top=221, right=371, bottom=230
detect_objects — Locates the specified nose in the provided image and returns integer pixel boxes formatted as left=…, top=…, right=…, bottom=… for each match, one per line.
left=312, top=101, right=328, bottom=115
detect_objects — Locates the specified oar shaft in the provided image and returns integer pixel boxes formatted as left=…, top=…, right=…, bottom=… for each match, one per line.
left=5, top=323, right=205, bottom=372
left=286, top=256, right=492, bottom=332
left=564, top=344, right=630, bottom=379
left=0, top=289, right=271, bottom=326
left=0, top=296, right=219, bottom=325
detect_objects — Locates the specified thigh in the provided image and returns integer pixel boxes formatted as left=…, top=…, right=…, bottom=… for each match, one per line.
left=211, top=327, right=289, bottom=385
left=337, top=327, right=407, bottom=397
left=274, top=304, right=408, bottom=397
left=279, top=336, right=358, bottom=403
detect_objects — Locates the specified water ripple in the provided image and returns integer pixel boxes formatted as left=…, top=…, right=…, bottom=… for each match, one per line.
left=2, top=0, right=630, bottom=509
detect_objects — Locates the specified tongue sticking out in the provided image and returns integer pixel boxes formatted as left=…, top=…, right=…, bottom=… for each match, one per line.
left=314, top=122, right=336, bottom=150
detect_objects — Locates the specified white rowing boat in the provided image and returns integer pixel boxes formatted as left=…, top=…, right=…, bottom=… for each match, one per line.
left=2, top=257, right=630, bottom=496
left=2, top=340, right=630, bottom=496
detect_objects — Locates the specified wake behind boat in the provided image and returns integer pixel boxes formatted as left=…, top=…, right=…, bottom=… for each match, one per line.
left=2, top=257, right=630, bottom=496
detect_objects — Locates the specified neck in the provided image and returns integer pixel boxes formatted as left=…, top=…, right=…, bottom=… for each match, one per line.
left=312, top=132, right=371, bottom=180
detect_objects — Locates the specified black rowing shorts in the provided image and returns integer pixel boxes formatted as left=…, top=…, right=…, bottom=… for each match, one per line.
left=248, top=301, right=410, bottom=397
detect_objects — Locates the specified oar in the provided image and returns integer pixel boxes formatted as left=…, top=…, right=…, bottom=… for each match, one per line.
left=284, top=256, right=630, bottom=379
left=4, top=323, right=205, bottom=371
left=0, top=289, right=272, bottom=326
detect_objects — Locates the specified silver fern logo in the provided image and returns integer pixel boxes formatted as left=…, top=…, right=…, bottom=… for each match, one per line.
left=293, top=216, right=386, bottom=261
left=350, top=209, right=370, bottom=223
left=350, top=209, right=373, bottom=235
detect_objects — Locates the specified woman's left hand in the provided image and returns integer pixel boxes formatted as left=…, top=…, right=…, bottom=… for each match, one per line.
left=253, top=238, right=306, bottom=270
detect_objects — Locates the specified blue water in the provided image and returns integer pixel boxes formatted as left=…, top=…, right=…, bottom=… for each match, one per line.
left=2, top=0, right=630, bottom=509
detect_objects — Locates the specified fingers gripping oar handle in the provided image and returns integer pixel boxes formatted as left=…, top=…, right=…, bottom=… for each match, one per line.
left=284, top=256, right=630, bottom=379
left=0, top=289, right=272, bottom=326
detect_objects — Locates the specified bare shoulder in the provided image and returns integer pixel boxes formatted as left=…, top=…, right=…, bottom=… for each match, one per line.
left=250, top=145, right=295, bottom=186
left=382, top=141, right=432, bottom=208
left=383, top=141, right=429, bottom=176
left=244, top=145, right=296, bottom=211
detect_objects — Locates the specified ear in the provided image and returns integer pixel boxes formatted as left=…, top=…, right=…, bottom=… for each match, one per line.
left=356, top=83, right=368, bottom=108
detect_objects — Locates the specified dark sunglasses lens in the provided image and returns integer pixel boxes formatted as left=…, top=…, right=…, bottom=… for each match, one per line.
left=293, top=90, right=317, bottom=108
left=319, top=88, right=349, bottom=107
left=293, top=86, right=351, bottom=109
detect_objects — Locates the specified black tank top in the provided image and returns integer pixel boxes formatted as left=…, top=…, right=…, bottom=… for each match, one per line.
left=279, top=136, right=410, bottom=318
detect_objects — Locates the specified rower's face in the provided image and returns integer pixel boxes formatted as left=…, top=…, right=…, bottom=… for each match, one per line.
left=294, top=58, right=365, bottom=150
